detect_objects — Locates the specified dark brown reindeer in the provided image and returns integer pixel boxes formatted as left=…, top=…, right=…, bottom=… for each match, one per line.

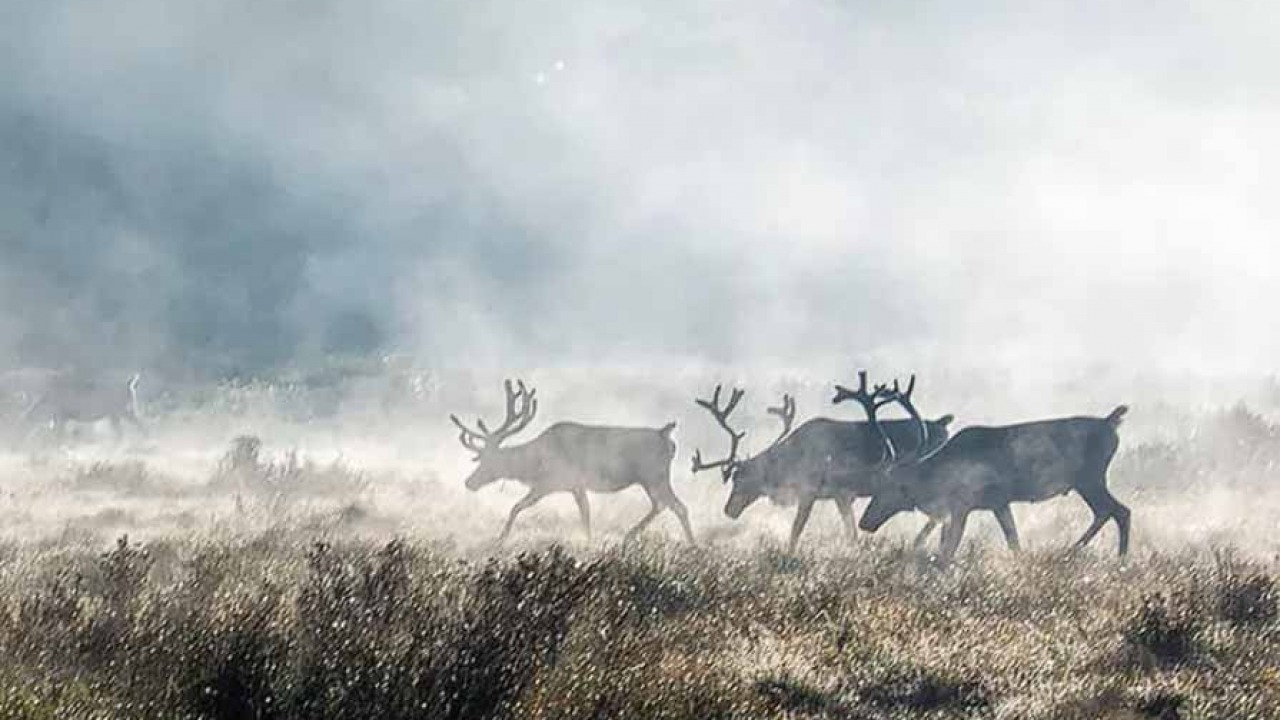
left=691, top=383, right=955, bottom=552
left=844, top=372, right=1131, bottom=564
left=451, top=379, right=694, bottom=545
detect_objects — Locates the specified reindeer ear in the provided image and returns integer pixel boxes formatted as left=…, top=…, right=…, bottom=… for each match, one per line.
left=938, top=414, right=954, bottom=427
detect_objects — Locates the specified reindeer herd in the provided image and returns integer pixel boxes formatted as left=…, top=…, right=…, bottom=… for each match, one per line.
left=0, top=365, right=1131, bottom=562
left=450, top=371, right=1131, bottom=563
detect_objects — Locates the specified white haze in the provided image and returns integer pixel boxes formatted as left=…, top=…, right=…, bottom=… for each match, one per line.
left=2, top=2, right=1279, bottom=554
left=2, top=0, right=1278, bottom=375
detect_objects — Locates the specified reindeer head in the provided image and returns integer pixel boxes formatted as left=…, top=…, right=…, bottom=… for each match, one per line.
left=723, top=454, right=768, bottom=519
left=691, top=385, right=796, bottom=519
left=449, top=379, right=538, bottom=490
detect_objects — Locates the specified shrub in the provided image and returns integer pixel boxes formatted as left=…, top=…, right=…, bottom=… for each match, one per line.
left=1214, top=571, right=1276, bottom=627
left=68, top=461, right=168, bottom=496
left=0, top=531, right=1277, bottom=718
left=857, top=668, right=990, bottom=713
left=209, top=435, right=369, bottom=512
left=1125, top=593, right=1201, bottom=668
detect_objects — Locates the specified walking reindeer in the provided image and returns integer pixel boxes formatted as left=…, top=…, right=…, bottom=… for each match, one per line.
left=451, top=380, right=694, bottom=544
left=844, top=371, right=1131, bottom=563
left=690, top=383, right=954, bottom=552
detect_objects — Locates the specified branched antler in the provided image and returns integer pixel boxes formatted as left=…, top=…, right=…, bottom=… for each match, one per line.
left=874, top=374, right=930, bottom=459
left=832, top=371, right=897, bottom=412
left=450, top=414, right=487, bottom=457
left=833, top=370, right=903, bottom=466
left=449, top=379, right=539, bottom=459
left=692, top=384, right=746, bottom=482
left=766, top=394, right=796, bottom=446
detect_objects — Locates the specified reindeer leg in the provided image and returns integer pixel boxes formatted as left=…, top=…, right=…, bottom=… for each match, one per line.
left=833, top=496, right=857, bottom=543
left=1112, top=499, right=1131, bottom=557
left=627, top=479, right=695, bottom=545
left=1070, top=486, right=1130, bottom=557
left=624, top=501, right=663, bottom=544
left=572, top=490, right=591, bottom=541
left=663, top=491, right=696, bottom=545
left=913, top=517, right=940, bottom=549
left=937, top=509, right=969, bottom=565
left=1091, top=478, right=1131, bottom=557
left=497, top=490, right=545, bottom=545
left=1070, top=485, right=1110, bottom=553
left=48, top=419, right=66, bottom=449
left=124, top=410, right=146, bottom=439
left=1069, top=517, right=1108, bottom=556
left=993, top=504, right=1021, bottom=552
left=787, top=495, right=817, bottom=554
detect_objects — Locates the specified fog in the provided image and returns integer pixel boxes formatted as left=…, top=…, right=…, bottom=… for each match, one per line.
left=3, top=1, right=1280, bottom=556
left=1, top=0, right=1276, bottom=378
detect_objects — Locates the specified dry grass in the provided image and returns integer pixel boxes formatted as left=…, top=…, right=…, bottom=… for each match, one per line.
left=0, top=387, right=1278, bottom=718
left=0, top=531, right=1274, bottom=719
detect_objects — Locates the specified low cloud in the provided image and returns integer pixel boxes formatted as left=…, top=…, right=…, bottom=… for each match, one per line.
left=1, top=0, right=1276, bottom=379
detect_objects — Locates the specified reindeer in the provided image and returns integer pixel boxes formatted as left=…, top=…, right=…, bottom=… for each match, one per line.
left=22, top=371, right=145, bottom=444
left=0, top=368, right=60, bottom=441
left=450, top=379, right=694, bottom=545
left=844, top=371, right=1131, bottom=564
left=691, top=384, right=955, bottom=552
left=0, top=368, right=65, bottom=410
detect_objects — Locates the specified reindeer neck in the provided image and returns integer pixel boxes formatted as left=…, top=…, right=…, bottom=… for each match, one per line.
left=491, top=441, right=549, bottom=479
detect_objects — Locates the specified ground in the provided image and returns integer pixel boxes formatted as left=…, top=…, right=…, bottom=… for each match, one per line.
left=0, top=374, right=1276, bottom=718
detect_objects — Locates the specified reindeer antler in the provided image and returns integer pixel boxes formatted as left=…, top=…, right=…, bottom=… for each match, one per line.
left=766, top=394, right=796, bottom=446
left=832, top=370, right=896, bottom=411
left=450, top=414, right=487, bottom=458
left=488, top=379, right=538, bottom=442
left=448, top=379, right=539, bottom=459
left=874, top=373, right=930, bottom=460
left=692, top=384, right=746, bottom=482
left=833, top=370, right=903, bottom=466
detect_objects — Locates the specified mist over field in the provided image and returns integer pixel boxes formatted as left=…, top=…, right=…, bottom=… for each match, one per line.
left=3, top=0, right=1278, bottom=376
left=2, top=0, right=1279, bottom=548
left=2, top=2, right=1280, bottom=718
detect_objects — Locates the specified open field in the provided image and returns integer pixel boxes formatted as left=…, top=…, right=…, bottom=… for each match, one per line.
left=9, top=0, right=1280, bottom=716
left=0, top=373, right=1278, bottom=718
left=0, top=530, right=1276, bottom=718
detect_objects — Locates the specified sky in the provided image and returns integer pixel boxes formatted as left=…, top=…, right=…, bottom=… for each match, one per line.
left=2, top=0, right=1277, bottom=378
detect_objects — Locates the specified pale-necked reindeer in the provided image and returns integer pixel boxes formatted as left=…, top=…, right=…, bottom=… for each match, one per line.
left=845, top=371, right=1131, bottom=563
left=23, top=371, right=145, bottom=443
left=691, top=383, right=955, bottom=552
left=451, top=379, right=694, bottom=545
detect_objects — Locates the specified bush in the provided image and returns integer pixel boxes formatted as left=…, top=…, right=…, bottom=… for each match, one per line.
left=68, top=461, right=169, bottom=496
left=1215, top=571, right=1276, bottom=627
left=0, top=534, right=1277, bottom=718
left=1125, top=593, right=1201, bottom=668
left=208, top=435, right=369, bottom=512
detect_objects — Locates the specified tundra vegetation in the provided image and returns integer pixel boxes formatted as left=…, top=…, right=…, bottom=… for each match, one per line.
left=0, top=369, right=1276, bottom=719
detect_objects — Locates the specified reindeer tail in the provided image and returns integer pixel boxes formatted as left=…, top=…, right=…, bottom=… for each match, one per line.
left=1105, top=405, right=1129, bottom=427
left=659, top=421, right=677, bottom=438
